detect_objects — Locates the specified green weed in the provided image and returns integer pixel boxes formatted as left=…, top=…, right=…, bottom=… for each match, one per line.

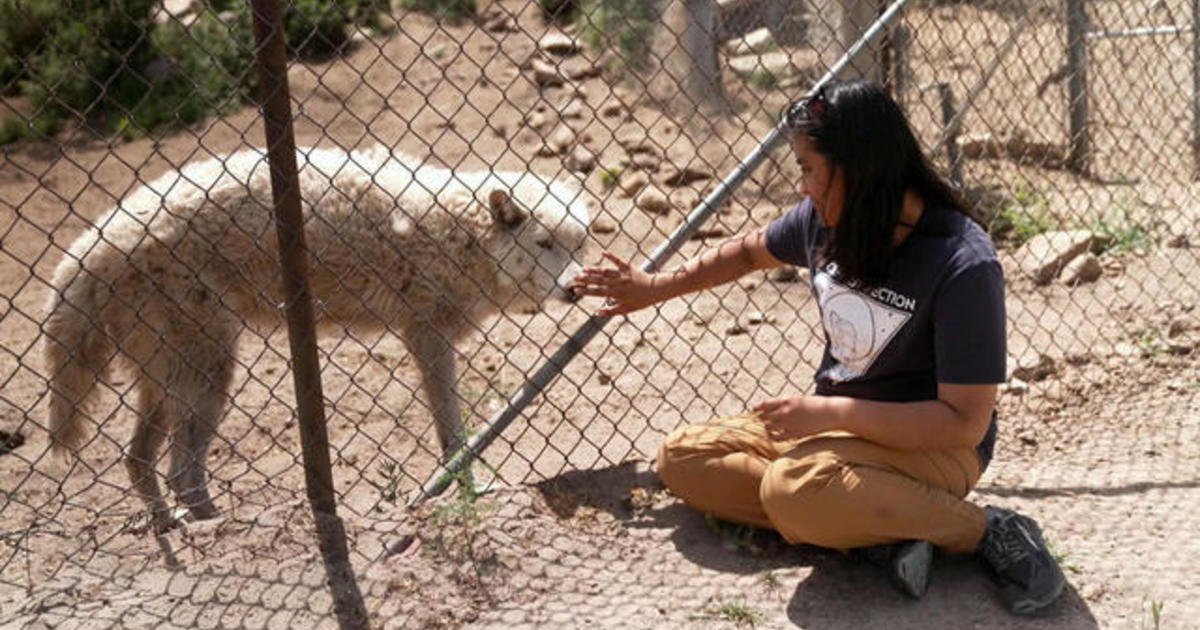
left=747, top=67, right=778, bottom=90
left=1089, top=213, right=1152, bottom=255
left=397, top=0, right=475, bottom=20
left=1046, top=539, right=1081, bottom=575
left=598, top=166, right=622, bottom=191
left=1142, top=598, right=1164, bottom=630
left=577, top=0, right=655, bottom=72
left=990, top=181, right=1055, bottom=246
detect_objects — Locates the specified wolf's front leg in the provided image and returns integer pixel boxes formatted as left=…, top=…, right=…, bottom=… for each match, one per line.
left=404, top=325, right=466, bottom=458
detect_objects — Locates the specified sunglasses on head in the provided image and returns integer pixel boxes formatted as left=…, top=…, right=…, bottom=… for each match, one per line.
left=782, top=87, right=827, bottom=130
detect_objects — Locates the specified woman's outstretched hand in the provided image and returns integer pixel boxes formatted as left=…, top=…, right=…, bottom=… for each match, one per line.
left=571, top=251, right=663, bottom=316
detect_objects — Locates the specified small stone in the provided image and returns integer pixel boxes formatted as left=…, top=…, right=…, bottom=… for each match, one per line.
left=590, top=218, right=616, bottom=234
left=1059, top=252, right=1102, bottom=285
left=525, top=110, right=553, bottom=131
left=659, top=165, right=711, bottom=187
left=1015, top=230, right=1095, bottom=285
left=724, top=27, right=776, bottom=56
left=561, top=57, right=601, bottom=80
left=565, top=146, right=596, bottom=173
left=768, top=266, right=800, bottom=282
left=529, top=58, right=564, bottom=87
left=599, top=99, right=625, bottom=117
left=1011, top=353, right=1057, bottom=382
left=630, top=152, right=661, bottom=172
left=635, top=188, right=671, bottom=215
left=1168, top=317, right=1193, bottom=337
left=725, top=324, right=748, bottom=336
left=1004, top=378, right=1029, bottom=395
left=597, top=372, right=612, bottom=385
left=561, top=99, right=587, bottom=119
left=747, top=311, right=773, bottom=325
left=619, top=171, right=650, bottom=198
left=538, top=31, right=579, bottom=56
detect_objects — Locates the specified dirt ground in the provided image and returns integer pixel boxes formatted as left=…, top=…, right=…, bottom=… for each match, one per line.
left=1, top=0, right=1198, bottom=628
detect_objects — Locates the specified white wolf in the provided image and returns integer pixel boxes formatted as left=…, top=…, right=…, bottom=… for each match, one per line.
left=44, top=145, right=591, bottom=530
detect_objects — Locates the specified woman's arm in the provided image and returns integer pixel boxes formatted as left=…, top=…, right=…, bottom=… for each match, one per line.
left=754, top=382, right=997, bottom=451
left=573, top=227, right=783, bottom=316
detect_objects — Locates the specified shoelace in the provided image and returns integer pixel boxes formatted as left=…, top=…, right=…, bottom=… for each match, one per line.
left=980, top=514, right=1037, bottom=574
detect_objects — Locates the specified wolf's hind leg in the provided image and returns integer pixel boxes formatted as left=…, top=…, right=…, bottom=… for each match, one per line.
left=166, top=340, right=236, bottom=521
left=126, top=377, right=174, bottom=532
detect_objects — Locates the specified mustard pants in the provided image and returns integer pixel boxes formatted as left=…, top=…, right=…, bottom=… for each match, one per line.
left=657, top=414, right=988, bottom=553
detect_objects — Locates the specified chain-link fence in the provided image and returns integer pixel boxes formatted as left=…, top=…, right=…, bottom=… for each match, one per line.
left=2, top=0, right=1197, bottom=627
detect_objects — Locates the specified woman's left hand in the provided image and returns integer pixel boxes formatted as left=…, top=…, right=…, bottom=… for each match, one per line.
left=752, top=395, right=833, bottom=441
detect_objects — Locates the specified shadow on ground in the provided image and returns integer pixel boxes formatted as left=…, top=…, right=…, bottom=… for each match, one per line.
left=533, top=461, right=1103, bottom=629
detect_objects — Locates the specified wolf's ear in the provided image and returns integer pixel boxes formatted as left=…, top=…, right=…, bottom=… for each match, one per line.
left=488, top=189, right=527, bottom=227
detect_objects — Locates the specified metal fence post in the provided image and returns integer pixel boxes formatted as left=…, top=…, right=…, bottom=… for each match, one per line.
left=937, top=82, right=962, bottom=188
left=1065, top=0, right=1092, bottom=173
left=248, top=0, right=369, bottom=628
left=1193, top=0, right=1200, bottom=180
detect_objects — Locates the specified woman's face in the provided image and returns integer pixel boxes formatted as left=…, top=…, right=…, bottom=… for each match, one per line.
left=792, top=134, right=844, bottom=227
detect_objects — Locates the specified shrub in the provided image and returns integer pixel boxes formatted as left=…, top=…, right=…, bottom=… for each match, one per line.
left=576, top=0, right=655, bottom=71
left=397, top=0, right=475, bottom=20
left=0, top=0, right=391, bottom=140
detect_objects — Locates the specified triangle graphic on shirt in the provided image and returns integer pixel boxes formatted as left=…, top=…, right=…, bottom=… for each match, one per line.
left=813, top=271, right=913, bottom=381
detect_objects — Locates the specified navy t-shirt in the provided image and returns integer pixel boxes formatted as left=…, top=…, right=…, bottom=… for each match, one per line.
left=764, top=199, right=1005, bottom=468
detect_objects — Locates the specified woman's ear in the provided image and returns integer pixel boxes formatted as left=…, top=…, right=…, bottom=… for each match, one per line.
left=488, top=189, right=527, bottom=227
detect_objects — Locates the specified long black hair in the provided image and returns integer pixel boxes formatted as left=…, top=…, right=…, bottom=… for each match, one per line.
left=783, top=79, right=966, bottom=286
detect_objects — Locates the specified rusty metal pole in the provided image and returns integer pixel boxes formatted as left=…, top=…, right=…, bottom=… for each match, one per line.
left=248, top=0, right=369, bottom=627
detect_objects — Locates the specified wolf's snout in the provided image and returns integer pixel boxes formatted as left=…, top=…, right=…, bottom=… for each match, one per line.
left=557, top=263, right=583, bottom=302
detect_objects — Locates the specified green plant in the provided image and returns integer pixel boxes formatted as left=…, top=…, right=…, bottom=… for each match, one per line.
left=1089, top=212, right=1151, bottom=255
left=0, top=115, right=35, bottom=145
left=397, top=0, right=475, bottom=20
left=1046, top=539, right=1081, bottom=575
left=692, top=602, right=761, bottom=627
left=576, top=0, right=655, bottom=72
left=747, top=67, right=778, bottom=90
left=1142, top=598, right=1164, bottom=630
left=1132, top=328, right=1166, bottom=357
left=990, top=181, right=1054, bottom=245
left=598, top=165, right=622, bottom=190
left=536, top=0, right=577, bottom=23
left=369, top=460, right=405, bottom=505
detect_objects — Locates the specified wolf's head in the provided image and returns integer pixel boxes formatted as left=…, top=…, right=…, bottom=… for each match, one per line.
left=483, top=176, right=591, bottom=307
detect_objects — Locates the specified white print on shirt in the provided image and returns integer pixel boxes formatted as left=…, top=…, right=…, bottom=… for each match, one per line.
left=814, top=263, right=915, bottom=381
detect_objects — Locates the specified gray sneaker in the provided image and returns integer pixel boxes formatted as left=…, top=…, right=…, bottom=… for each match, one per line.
left=857, top=539, right=934, bottom=599
left=976, top=507, right=1066, bottom=614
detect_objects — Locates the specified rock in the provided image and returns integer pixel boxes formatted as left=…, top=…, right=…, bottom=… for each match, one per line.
left=724, top=27, right=775, bottom=56
left=565, top=146, right=596, bottom=173
left=525, top=110, right=553, bottom=131
left=635, top=187, right=671, bottom=215
left=538, top=31, right=579, bottom=56
left=659, top=165, right=711, bottom=187
left=591, top=218, right=617, bottom=234
left=747, top=311, right=774, bottom=325
left=768, top=265, right=801, bottom=282
left=1014, top=230, right=1094, bottom=285
left=561, top=99, right=587, bottom=119
left=1166, top=232, right=1190, bottom=248
left=725, top=324, right=748, bottom=336
left=1168, top=316, right=1194, bottom=337
left=535, top=126, right=575, bottom=157
left=1011, top=353, right=1057, bottom=382
left=529, top=58, right=564, bottom=87
left=561, top=57, right=601, bottom=80
left=1003, top=378, right=1029, bottom=395
left=1059, top=252, right=1102, bottom=285
left=599, top=99, right=625, bottom=118
left=630, top=151, right=661, bottom=172
left=619, top=171, right=650, bottom=198
left=728, top=51, right=799, bottom=83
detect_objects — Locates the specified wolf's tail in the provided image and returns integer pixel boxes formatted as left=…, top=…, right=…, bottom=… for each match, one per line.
left=44, top=257, right=113, bottom=455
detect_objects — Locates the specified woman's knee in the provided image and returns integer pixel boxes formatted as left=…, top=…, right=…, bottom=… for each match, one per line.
left=760, top=454, right=856, bottom=545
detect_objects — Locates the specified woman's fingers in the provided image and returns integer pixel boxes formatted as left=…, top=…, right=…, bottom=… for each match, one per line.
left=601, top=251, right=631, bottom=271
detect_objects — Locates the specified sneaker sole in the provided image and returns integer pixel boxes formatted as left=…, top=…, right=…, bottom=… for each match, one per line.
left=1005, top=567, right=1066, bottom=615
left=891, top=540, right=934, bottom=599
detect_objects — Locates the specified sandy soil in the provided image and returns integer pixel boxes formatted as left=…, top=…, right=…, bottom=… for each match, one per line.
left=1, top=0, right=1198, bottom=628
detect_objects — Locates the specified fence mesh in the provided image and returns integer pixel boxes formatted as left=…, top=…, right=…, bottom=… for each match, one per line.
left=2, top=0, right=1198, bottom=627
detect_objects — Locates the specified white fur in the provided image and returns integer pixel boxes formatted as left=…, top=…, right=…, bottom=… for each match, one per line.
left=44, top=145, right=591, bottom=530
